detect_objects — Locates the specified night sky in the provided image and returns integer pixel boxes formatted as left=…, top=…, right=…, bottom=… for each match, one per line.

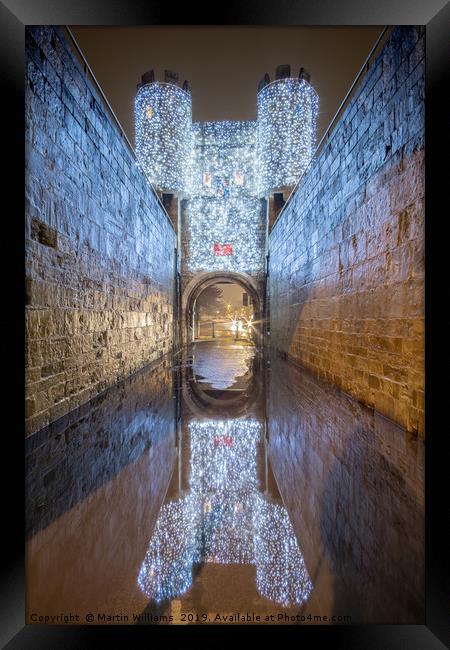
left=70, top=26, right=383, bottom=146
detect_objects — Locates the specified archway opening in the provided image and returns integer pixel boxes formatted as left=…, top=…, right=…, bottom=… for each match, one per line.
left=183, top=272, right=262, bottom=347
left=195, top=281, right=256, bottom=343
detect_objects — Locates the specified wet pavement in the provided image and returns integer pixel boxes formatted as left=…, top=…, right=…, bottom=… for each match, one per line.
left=26, top=339, right=424, bottom=625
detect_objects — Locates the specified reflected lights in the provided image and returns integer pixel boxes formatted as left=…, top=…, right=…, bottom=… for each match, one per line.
left=138, top=418, right=313, bottom=606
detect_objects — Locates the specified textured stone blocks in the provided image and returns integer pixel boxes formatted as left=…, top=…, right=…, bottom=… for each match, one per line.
left=25, top=27, right=176, bottom=436
left=269, top=27, right=424, bottom=435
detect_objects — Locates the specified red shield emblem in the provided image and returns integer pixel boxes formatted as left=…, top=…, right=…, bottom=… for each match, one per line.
left=214, top=243, right=233, bottom=256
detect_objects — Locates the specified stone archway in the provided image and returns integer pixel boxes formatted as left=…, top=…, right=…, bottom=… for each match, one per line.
left=182, top=271, right=263, bottom=346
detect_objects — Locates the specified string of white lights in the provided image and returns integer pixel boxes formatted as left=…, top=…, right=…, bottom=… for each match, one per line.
left=135, top=82, right=193, bottom=192
left=185, top=121, right=264, bottom=273
left=254, top=496, right=313, bottom=607
left=134, top=78, right=318, bottom=275
left=256, top=78, right=319, bottom=196
left=138, top=418, right=313, bottom=606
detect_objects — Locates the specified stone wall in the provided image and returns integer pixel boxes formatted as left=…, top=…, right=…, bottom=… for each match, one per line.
left=25, top=26, right=176, bottom=436
left=269, top=27, right=425, bottom=435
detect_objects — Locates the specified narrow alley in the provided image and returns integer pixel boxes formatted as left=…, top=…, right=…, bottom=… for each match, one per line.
left=23, top=23, right=427, bottom=631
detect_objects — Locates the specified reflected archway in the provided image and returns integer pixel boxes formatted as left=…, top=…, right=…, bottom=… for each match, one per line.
left=182, top=340, right=262, bottom=419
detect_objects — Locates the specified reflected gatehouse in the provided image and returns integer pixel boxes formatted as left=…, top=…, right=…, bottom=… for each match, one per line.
left=26, top=340, right=424, bottom=625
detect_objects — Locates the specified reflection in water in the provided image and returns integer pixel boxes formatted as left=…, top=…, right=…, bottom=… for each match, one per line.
left=25, top=341, right=424, bottom=624
left=192, top=341, right=255, bottom=390
left=25, top=357, right=176, bottom=539
left=267, top=354, right=424, bottom=623
left=138, top=418, right=312, bottom=607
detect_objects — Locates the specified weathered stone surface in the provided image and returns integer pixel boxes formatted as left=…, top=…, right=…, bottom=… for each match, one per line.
left=269, top=27, right=425, bottom=435
left=25, top=26, right=176, bottom=436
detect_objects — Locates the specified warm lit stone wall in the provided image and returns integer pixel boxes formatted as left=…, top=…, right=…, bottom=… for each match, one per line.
left=269, top=27, right=425, bottom=434
left=25, top=27, right=176, bottom=436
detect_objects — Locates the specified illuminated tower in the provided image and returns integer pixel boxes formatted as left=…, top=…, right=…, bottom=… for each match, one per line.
left=134, top=65, right=319, bottom=343
left=135, top=69, right=193, bottom=194
left=256, top=64, right=319, bottom=220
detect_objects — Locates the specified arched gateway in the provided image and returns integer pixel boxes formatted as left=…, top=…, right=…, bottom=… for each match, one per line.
left=182, top=271, right=263, bottom=346
left=134, top=66, right=318, bottom=351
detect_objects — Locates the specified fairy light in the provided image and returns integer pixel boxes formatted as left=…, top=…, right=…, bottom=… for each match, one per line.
left=134, top=76, right=318, bottom=274
left=137, top=495, right=200, bottom=602
left=256, top=78, right=319, bottom=196
left=254, top=496, right=313, bottom=606
left=135, top=82, right=192, bottom=192
left=185, top=121, right=265, bottom=274
left=138, top=418, right=313, bottom=606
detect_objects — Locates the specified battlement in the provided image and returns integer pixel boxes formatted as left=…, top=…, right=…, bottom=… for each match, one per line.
left=134, top=64, right=319, bottom=198
left=258, top=65, right=312, bottom=92
left=137, top=69, right=191, bottom=92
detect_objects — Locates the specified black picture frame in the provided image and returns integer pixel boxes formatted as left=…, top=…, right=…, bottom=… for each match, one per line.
left=2, top=0, right=448, bottom=647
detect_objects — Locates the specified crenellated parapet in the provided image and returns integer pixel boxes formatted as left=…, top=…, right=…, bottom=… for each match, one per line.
left=134, top=65, right=319, bottom=200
